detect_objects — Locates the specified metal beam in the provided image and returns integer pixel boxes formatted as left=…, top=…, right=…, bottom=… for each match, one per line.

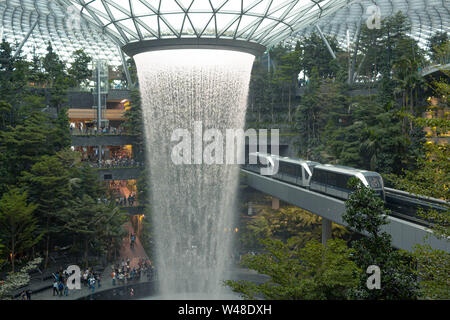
left=315, top=24, right=337, bottom=60
left=12, top=16, right=39, bottom=60
left=119, top=46, right=133, bottom=89
left=122, top=38, right=266, bottom=57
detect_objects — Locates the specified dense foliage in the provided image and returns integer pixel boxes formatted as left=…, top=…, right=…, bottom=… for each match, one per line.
left=343, top=179, right=418, bottom=299
left=0, top=40, right=126, bottom=275
left=225, top=238, right=359, bottom=300
left=238, top=12, right=448, bottom=300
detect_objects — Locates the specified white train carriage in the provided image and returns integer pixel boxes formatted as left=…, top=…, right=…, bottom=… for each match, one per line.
left=247, top=152, right=320, bottom=187
left=309, top=164, right=385, bottom=200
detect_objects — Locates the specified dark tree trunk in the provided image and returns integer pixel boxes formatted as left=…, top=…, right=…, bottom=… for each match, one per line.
left=84, top=238, right=89, bottom=269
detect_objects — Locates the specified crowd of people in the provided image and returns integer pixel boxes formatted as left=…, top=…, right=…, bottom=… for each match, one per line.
left=116, top=193, right=137, bottom=207
left=47, top=257, right=155, bottom=298
left=92, top=195, right=138, bottom=207
left=18, top=290, right=32, bottom=300
left=87, top=157, right=141, bottom=168
left=52, top=268, right=76, bottom=297
left=80, top=268, right=103, bottom=295
left=70, top=124, right=127, bottom=136
left=111, top=257, right=155, bottom=286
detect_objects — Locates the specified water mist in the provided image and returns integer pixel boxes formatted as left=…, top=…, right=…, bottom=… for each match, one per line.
left=134, top=49, right=254, bottom=298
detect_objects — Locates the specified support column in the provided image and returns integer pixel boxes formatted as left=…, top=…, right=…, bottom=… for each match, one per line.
left=247, top=201, right=253, bottom=216
left=322, top=217, right=332, bottom=246
left=315, top=25, right=337, bottom=60
left=119, top=46, right=133, bottom=89
left=271, top=197, right=280, bottom=210
left=13, top=16, right=39, bottom=60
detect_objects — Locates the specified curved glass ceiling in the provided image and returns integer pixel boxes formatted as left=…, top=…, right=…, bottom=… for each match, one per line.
left=298, top=0, right=449, bottom=46
left=0, top=0, right=448, bottom=64
left=0, top=0, right=122, bottom=64
left=72, top=0, right=351, bottom=47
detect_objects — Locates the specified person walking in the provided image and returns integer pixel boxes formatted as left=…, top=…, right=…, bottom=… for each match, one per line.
left=130, top=233, right=135, bottom=249
left=63, top=280, right=69, bottom=296
left=89, top=276, right=96, bottom=294
left=53, top=280, right=59, bottom=296
left=58, top=281, right=64, bottom=297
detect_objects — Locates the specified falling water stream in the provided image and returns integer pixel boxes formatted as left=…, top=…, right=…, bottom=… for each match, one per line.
left=134, top=49, right=255, bottom=298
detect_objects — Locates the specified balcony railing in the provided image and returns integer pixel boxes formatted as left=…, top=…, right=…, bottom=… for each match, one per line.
left=70, top=127, right=128, bottom=136
left=87, top=159, right=143, bottom=169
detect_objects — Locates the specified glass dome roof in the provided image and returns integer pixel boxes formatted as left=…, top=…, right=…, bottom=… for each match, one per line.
left=0, top=0, right=122, bottom=64
left=297, top=0, right=449, bottom=47
left=70, top=0, right=352, bottom=47
left=0, top=0, right=448, bottom=63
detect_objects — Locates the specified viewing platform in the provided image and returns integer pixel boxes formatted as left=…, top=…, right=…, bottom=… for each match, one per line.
left=71, top=134, right=137, bottom=147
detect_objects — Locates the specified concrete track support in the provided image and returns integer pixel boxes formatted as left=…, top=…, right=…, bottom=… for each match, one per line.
left=322, top=217, right=332, bottom=246
left=272, top=197, right=280, bottom=210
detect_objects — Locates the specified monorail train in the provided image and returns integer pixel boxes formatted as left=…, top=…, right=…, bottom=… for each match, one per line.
left=245, top=152, right=385, bottom=201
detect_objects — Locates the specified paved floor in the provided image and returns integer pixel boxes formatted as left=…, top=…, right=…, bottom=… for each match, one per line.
left=120, top=223, right=149, bottom=269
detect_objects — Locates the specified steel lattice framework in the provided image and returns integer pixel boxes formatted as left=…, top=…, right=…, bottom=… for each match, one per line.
left=299, top=0, right=450, bottom=46
left=69, top=0, right=351, bottom=47
left=0, top=0, right=448, bottom=64
left=0, top=0, right=122, bottom=64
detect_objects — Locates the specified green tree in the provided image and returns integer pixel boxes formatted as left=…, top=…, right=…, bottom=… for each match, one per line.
left=62, top=195, right=123, bottom=268
left=0, top=240, right=5, bottom=267
left=225, top=238, right=359, bottom=300
left=388, top=143, right=449, bottom=300
left=42, top=43, right=71, bottom=112
left=298, top=33, right=341, bottom=79
left=427, top=32, right=449, bottom=63
left=20, top=155, right=72, bottom=268
left=240, top=206, right=347, bottom=252
left=0, top=188, right=41, bottom=272
left=123, top=88, right=146, bottom=162
left=247, top=58, right=269, bottom=122
left=68, top=49, right=92, bottom=88
left=0, top=110, right=64, bottom=192
left=343, top=179, right=418, bottom=299
left=0, top=40, right=37, bottom=124
left=273, top=50, right=300, bottom=122
left=28, top=52, right=46, bottom=87
left=387, top=76, right=449, bottom=298
left=62, top=165, right=125, bottom=267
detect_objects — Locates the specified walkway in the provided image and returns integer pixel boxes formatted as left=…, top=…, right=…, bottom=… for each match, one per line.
left=120, top=223, right=149, bottom=269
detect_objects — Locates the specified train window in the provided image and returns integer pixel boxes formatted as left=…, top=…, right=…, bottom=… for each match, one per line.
left=367, top=176, right=382, bottom=189
left=337, top=175, right=351, bottom=189
left=327, top=172, right=338, bottom=187
left=313, top=170, right=326, bottom=184
left=280, top=162, right=297, bottom=176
